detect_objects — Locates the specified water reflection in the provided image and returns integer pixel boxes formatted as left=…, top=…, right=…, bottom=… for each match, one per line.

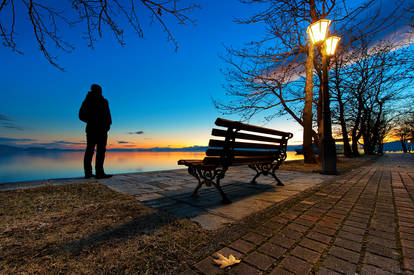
left=0, top=151, right=303, bottom=183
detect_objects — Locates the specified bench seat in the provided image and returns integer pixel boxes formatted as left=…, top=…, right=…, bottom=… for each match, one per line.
left=178, top=118, right=293, bottom=203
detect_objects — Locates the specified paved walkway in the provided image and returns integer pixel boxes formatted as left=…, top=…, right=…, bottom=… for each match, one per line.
left=0, top=166, right=332, bottom=230
left=185, top=153, right=414, bottom=274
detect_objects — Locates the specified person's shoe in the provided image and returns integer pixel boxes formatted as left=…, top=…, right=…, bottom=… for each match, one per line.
left=84, top=173, right=95, bottom=179
left=95, top=173, right=112, bottom=179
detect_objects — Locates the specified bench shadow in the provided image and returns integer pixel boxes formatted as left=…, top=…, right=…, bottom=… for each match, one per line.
left=63, top=208, right=179, bottom=255
left=144, top=181, right=278, bottom=217
left=62, top=181, right=277, bottom=255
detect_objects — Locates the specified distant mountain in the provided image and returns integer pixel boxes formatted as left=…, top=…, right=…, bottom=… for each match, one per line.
left=0, top=144, right=21, bottom=152
left=109, top=146, right=209, bottom=152
left=0, top=141, right=408, bottom=153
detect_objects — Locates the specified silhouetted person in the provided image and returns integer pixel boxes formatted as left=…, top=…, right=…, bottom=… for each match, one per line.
left=79, top=84, right=112, bottom=179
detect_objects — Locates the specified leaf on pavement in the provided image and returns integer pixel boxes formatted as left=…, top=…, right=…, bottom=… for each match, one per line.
left=213, top=253, right=241, bottom=268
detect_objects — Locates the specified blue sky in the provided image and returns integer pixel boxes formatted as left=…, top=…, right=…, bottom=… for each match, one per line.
left=1, top=0, right=296, bottom=149
left=0, top=0, right=412, bottom=149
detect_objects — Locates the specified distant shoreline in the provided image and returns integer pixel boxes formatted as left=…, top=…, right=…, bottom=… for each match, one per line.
left=0, top=141, right=409, bottom=153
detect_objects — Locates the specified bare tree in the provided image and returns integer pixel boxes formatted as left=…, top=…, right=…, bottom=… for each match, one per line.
left=330, top=38, right=413, bottom=156
left=216, top=0, right=407, bottom=163
left=0, top=0, right=199, bottom=70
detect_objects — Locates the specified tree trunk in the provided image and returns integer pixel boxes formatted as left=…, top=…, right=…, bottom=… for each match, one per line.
left=317, top=75, right=323, bottom=161
left=401, top=139, right=407, bottom=153
left=303, top=42, right=317, bottom=163
left=337, top=93, right=353, bottom=158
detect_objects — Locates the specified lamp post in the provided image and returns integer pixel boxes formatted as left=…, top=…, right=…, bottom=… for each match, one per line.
left=307, top=20, right=341, bottom=175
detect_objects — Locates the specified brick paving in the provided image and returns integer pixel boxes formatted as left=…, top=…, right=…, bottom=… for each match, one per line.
left=190, top=153, right=414, bottom=274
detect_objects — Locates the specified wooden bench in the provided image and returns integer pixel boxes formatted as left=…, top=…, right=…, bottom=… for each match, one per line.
left=178, top=118, right=293, bottom=203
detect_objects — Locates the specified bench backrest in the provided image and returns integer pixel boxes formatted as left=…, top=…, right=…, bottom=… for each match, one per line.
left=203, top=118, right=293, bottom=166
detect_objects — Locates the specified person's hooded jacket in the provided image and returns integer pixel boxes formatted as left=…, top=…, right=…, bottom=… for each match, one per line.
left=79, top=91, right=112, bottom=133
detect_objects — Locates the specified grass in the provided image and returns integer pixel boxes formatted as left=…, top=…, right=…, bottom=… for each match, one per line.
left=0, top=155, right=379, bottom=273
left=280, top=154, right=380, bottom=173
left=0, top=183, right=211, bottom=273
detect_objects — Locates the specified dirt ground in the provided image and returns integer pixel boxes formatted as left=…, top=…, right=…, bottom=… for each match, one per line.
left=0, top=155, right=379, bottom=274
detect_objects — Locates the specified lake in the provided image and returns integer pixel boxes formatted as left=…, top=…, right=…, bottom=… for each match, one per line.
left=0, top=151, right=303, bottom=183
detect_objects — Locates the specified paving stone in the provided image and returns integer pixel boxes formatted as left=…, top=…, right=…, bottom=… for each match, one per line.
left=369, top=228, right=396, bottom=240
left=402, top=246, right=414, bottom=259
left=254, top=225, right=277, bottom=237
left=294, top=218, right=314, bottom=227
left=281, top=228, right=304, bottom=240
left=333, top=237, right=362, bottom=252
left=322, top=255, right=357, bottom=274
left=404, top=258, right=414, bottom=272
left=336, top=230, right=364, bottom=243
left=257, top=242, right=286, bottom=259
left=363, top=252, right=402, bottom=273
left=243, top=251, right=275, bottom=271
left=269, top=234, right=296, bottom=249
left=307, top=231, right=332, bottom=244
left=286, top=223, right=308, bottom=233
left=317, top=267, right=341, bottom=275
left=191, top=213, right=233, bottom=231
left=300, top=237, right=328, bottom=253
left=400, top=231, right=414, bottom=241
left=365, top=242, right=400, bottom=260
left=262, top=220, right=284, bottom=231
left=194, top=256, right=221, bottom=275
left=341, top=225, right=366, bottom=235
left=313, top=225, right=337, bottom=236
left=229, top=239, right=256, bottom=254
left=242, top=232, right=267, bottom=245
left=229, top=262, right=261, bottom=275
left=328, top=246, right=360, bottom=264
left=215, top=247, right=244, bottom=261
left=291, top=246, right=320, bottom=264
left=280, top=255, right=313, bottom=274
left=343, top=220, right=368, bottom=229
left=269, top=266, right=294, bottom=275
left=401, top=238, right=414, bottom=249
left=360, top=264, right=394, bottom=275
left=366, top=235, right=397, bottom=249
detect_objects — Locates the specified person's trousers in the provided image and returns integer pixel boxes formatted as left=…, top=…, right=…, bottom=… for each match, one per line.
left=84, top=131, right=108, bottom=175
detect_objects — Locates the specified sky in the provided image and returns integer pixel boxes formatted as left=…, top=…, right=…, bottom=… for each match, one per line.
left=0, top=0, right=412, bottom=150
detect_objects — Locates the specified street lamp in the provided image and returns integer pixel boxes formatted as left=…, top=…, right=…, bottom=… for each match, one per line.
left=307, top=19, right=341, bottom=175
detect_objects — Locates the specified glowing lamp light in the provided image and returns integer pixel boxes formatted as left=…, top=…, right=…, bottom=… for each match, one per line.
left=307, top=19, right=331, bottom=44
left=324, top=36, right=341, bottom=56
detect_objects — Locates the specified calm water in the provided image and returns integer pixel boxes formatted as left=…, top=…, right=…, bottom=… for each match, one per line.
left=0, top=151, right=303, bottom=183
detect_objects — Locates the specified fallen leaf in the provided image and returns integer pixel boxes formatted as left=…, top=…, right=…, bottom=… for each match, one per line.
left=213, top=253, right=241, bottom=268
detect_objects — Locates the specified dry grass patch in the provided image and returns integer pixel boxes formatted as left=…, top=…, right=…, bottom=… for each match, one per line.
left=0, top=182, right=210, bottom=274
left=280, top=154, right=380, bottom=173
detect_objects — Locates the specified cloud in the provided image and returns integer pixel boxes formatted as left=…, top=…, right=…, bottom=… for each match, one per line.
left=1, top=122, right=24, bottom=131
left=0, top=114, right=24, bottom=131
left=128, top=130, right=144, bottom=135
left=0, top=114, right=12, bottom=121
left=53, top=140, right=86, bottom=145
left=117, top=141, right=130, bottom=144
left=0, top=137, right=35, bottom=143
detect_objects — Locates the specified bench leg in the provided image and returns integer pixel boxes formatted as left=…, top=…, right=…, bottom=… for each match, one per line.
left=187, top=166, right=230, bottom=203
left=248, top=163, right=272, bottom=183
left=249, top=163, right=285, bottom=186
left=271, top=163, right=284, bottom=186
left=187, top=166, right=202, bottom=198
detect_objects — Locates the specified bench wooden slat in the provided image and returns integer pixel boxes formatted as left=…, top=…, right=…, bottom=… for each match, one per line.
left=206, top=148, right=279, bottom=157
left=178, top=159, right=218, bottom=168
left=203, top=156, right=274, bottom=165
left=211, top=129, right=284, bottom=143
left=209, top=139, right=282, bottom=150
left=215, top=118, right=293, bottom=138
